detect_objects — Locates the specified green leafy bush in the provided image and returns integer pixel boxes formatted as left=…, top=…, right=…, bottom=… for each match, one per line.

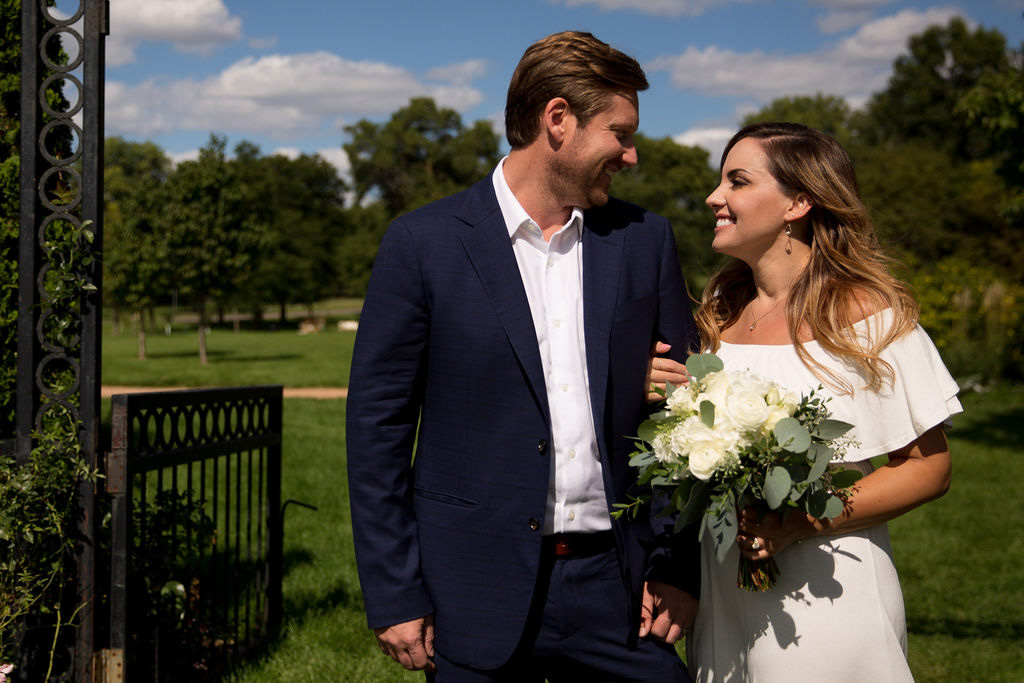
left=909, top=256, right=1024, bottom=384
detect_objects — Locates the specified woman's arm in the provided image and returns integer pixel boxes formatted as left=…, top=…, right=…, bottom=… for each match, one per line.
left=737, top=424, right=952, bottom=559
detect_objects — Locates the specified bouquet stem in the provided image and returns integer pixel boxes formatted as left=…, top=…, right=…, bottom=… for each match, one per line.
left=737, top=556, right=780, bottom=592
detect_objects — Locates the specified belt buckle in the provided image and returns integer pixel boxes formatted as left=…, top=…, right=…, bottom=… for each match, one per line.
left=553, top=535, right=572, bottom=556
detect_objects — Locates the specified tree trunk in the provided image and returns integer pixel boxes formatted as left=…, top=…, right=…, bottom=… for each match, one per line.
left=198, top=298, right=209, bottom=365
left=233, top=307, right=241, bottom=334
left=134, top=310, right=147, bottom=360
left=279, top=299, right=287, bottom=323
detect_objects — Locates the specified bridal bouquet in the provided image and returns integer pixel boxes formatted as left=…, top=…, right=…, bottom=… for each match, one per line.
left=614, top=353, right=861, bottom=591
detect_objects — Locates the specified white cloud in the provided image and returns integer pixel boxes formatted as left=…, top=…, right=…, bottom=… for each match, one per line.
left=167, top=148, right=200, bottom=166
left=647, top=7, right=962, bottom=104
left=673, top=127, right=734, bottom=165
left=106, top=53, right=486, bottom=141
left=549, top=0, right=753, bottom=17
left=107, top=0, right=243, bottom=66
left=426, top=60, right=488, bottom=86
left=808, top=0, right=896, bottom=8
left=817, top=10, right=873, bottom=34
left=315, top=147, right=352, bottom=181
left=271, top=147, right=302, bottom=160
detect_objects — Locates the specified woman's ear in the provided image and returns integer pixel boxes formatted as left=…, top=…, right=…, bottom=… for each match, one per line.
left=787, top=193, right=813, bottom=221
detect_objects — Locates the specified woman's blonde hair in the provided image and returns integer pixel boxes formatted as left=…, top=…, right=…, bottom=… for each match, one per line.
left=695, top=122, right=919, bottom=393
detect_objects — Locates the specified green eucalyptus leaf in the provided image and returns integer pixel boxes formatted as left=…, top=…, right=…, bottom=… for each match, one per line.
left=806, top=488, right=831, bottom=517
left=685, top=353, right=724, bottom=380
left=773, top=417, right=811, bottom=453
left=830, top=468, right=864, bottom=488
left=708, top=495, right=738, bottom=563
left=677, top=479, right=710, bottom=529
left=814, top=419, right=854, bottom=440
left=806, top=442, right=834, bottom=482
left=629, top=450, right=656, bottom=469
left=700, top=400, right=715, bottom=427
left=823, top=495, right=845, bottom=519
left=637, top=419, right=660, bottom=444
left=764, top=466, right=792, bottom=509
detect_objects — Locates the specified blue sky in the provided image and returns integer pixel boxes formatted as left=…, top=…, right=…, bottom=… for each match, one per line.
left=100, top=0, right=1024, bottom=176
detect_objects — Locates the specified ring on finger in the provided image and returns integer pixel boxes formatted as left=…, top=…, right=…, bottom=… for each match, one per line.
left=751, top=538, right=761, bottom=551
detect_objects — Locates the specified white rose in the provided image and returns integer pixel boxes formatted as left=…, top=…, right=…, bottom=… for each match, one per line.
left=767, top=384, right=800, bottom=415
left=695, top=371, right=731, bottom=412
left=763, top=406, right=791, bottom=432
left=730, top=371, right=772, bottom=398
left=723, top=388, right=769, bottom=433
left=683, top=418, right=739, bottom=480
left=666, top=385, right=698, bottom=416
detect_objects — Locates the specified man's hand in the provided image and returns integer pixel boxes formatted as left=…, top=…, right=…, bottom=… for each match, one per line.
left=373, top=614, right=436, bottom=672
left=639, top=581, right=698, bottom=644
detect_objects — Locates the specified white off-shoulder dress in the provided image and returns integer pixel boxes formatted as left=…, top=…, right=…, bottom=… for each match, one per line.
left=688, top=311, right=962, bottom=683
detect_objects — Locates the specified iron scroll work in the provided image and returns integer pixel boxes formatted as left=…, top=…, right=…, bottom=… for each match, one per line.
left=18, top=1, right=107, bottom=679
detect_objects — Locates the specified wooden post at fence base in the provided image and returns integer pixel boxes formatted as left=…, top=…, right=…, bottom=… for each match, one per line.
left=92, top=650, right=123, bottom=683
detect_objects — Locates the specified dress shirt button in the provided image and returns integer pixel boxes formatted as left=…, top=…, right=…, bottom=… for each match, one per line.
left=568, top=510, right=576, bottom=521
left=529, top=518, right=540, bottom=531
left=537, top=439, right=548, bottom=454
left=561, top=383, right=568, bottom=392
left=553, top=318, right=561, bottom=328
left=569, top=448, right=576, bottom=459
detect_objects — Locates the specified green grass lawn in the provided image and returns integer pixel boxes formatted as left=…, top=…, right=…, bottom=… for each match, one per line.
left=102, top=322, right=357, bottom=388
left=103, top=326, right=1024, bottom=681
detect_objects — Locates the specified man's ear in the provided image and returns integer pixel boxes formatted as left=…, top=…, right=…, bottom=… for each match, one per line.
left=543, top=97, right=572, bottom=145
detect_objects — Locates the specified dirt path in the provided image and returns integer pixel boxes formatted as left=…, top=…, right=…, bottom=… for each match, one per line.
left=101, top=386, right=348, bottom=399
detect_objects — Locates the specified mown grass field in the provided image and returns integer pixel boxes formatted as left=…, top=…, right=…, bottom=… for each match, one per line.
left=102, top=326, right=1024, bottom=682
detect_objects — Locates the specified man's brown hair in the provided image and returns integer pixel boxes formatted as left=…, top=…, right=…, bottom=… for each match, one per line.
left=504, top=31, right=648, bottom=149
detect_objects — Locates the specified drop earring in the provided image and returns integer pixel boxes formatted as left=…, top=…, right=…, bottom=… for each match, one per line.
left=785, top=223, right=793, bottom=254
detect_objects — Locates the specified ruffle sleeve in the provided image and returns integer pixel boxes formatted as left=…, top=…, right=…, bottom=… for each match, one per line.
left=716, top=310, right=963, bottom=462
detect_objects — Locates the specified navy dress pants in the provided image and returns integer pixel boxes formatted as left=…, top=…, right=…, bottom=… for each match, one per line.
left=427, top=544, right=692, bottom=682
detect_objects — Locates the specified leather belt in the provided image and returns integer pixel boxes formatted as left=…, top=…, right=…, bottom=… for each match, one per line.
left=543, top=531, right=615, bottom=558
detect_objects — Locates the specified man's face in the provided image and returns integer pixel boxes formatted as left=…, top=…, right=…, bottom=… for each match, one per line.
left=550, top=93, right=639, bottom=209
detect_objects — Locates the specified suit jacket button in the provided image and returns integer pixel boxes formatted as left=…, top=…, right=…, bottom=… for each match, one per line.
left=537, top=439, right=548, bottom=454
left=529, top=518, right=540, bottom=531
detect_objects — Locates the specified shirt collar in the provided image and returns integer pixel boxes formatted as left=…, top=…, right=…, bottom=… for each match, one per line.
left=492, top=157, right=583, bottom=240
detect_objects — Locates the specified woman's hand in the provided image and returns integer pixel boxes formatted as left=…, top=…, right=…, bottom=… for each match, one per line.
left=736, top=508, right=820, bottom=560
left=646, top=341, right=689, bottom=402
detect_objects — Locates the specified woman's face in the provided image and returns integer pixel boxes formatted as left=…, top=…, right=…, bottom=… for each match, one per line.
left=705, top=137, right=796, bottom=261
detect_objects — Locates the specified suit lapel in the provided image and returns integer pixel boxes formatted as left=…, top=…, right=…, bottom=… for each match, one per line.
left=458, top=182, right=550, bottom=423
left=582, top=216, right=624, bottom=450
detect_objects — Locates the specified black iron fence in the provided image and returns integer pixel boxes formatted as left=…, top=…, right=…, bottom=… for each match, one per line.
left=102, top=386, right=283, bottom=680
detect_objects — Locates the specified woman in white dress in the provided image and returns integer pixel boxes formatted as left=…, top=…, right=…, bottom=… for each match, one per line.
left=650, top=122, right=961, bottom=681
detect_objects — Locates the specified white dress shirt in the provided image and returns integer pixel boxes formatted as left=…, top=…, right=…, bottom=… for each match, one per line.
left=492, top=158, right=611, bottom=535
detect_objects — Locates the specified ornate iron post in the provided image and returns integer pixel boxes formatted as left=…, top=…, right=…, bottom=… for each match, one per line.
left=18, top=0, right=107, bottom=677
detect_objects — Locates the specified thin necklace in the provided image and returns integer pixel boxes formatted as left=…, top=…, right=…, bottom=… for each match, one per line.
left=748, top=296, right=785, bottom=331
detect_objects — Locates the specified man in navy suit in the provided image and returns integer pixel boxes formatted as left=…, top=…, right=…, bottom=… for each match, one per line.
left=347, top=31, right=699, bottom=681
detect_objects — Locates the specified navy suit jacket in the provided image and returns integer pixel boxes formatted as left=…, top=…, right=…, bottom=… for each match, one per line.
left=346, top=172, right=700, bottom=669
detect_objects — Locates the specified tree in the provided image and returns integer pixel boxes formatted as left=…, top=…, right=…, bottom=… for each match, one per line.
left=741, top=94, right=854, bottom=148
left=103, top=137, right=172, bottom=358
left=233, top=145, right=347, bottom=323
left=611, top=133, right=719, bottom=290
left=860, top=17, right=1010, bottom=160
left=161, top=134, right=265, bottom=364
left=957, top=45, right=1024, bottom=226
left=344, top=97, right=501, bottom=218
